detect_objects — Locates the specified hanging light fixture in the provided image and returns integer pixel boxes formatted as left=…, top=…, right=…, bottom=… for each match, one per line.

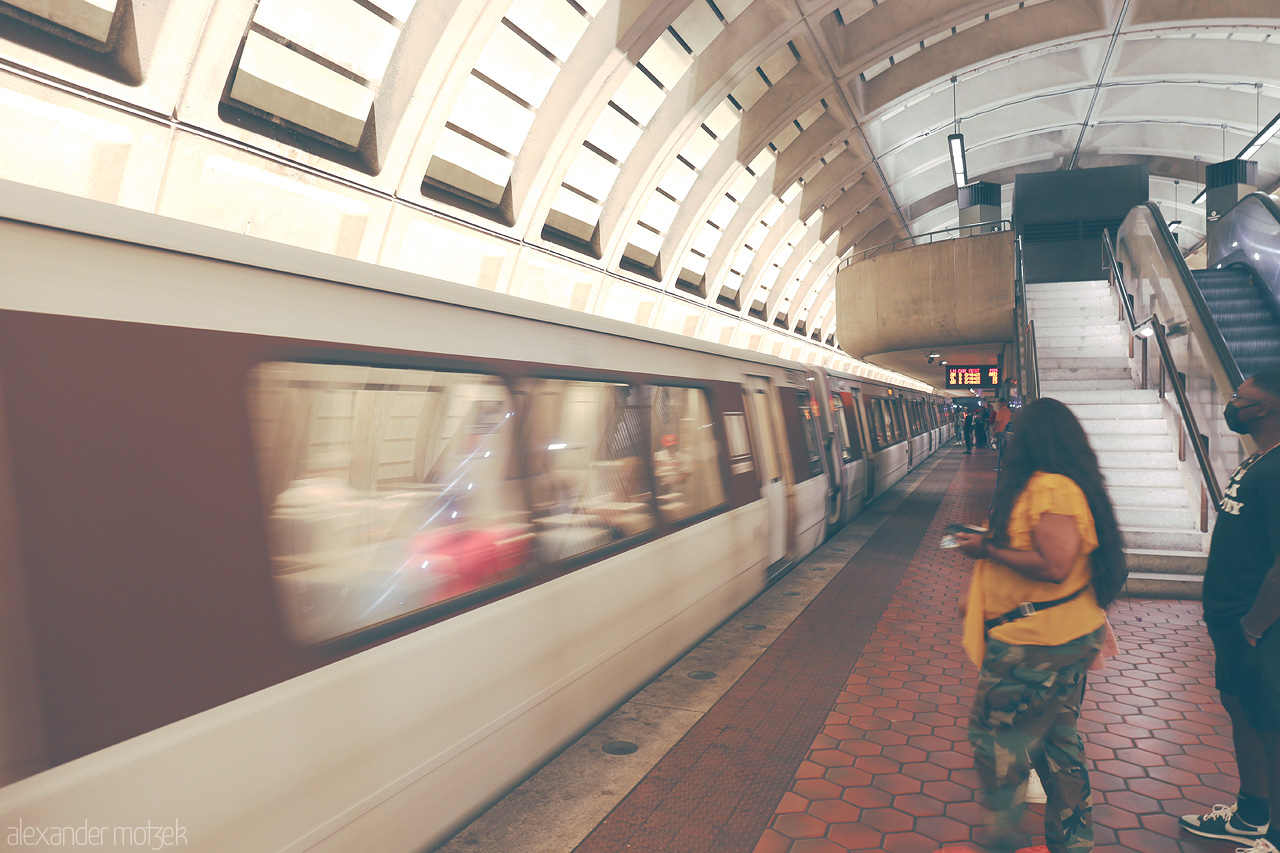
left=1194, top=84, right=1277, bottom=204
left=948, top=76, right=968, bottom=190
left=1168, top=179, right=1182, bottom=232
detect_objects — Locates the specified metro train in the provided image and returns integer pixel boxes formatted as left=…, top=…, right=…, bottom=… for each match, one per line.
left=0, top=182, right=953, bottom=852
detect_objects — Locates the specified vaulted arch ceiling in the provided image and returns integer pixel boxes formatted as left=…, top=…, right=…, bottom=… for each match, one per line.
left=0, top=0, right=1276, bottom=384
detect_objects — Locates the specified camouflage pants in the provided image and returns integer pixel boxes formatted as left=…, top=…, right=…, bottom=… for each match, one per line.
left=967, top=627, right=1104, bottom=853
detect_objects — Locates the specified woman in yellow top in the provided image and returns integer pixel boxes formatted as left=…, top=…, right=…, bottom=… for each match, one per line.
left=949, top=398, right=1126, bottom=853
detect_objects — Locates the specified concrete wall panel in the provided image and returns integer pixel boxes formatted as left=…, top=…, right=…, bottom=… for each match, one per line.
left=835, top=230, right=1014, bottom=357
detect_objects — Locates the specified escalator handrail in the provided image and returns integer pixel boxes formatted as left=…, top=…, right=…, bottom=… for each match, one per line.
left=1101, top=229, right=1224, bottom=508
left=1134, top=201, right=1244, bottom=389
left=1024, top=320, right=1039, bottom=401
left=1238, top=190, right=1280, bottom=225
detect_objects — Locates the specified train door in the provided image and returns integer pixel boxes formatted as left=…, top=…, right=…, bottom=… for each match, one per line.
left=811, top=372, right=842, bottom=534
left=850, top=391, right=875, bottom=504
left=744, top=376, right=788, bottom=569
left=831, top=390, right=865, bottom=523
left=896, top=398, right=913, bottom=470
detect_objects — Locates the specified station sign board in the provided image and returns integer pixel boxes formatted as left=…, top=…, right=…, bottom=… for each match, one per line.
left=945, top=365, right=1000, bottom=388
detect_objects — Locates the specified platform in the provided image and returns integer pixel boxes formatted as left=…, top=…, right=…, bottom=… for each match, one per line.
left=437, top=445, right=1236, bottom=853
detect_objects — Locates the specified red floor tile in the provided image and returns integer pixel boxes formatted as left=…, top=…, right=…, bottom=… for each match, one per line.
left=571, top=449, right=1240, bottom=853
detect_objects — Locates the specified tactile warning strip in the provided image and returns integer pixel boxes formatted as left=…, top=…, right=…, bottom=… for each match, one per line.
left=571, top=454, right=965, bottom=853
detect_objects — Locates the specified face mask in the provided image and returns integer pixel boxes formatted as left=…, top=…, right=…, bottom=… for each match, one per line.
left=1224, top=403, right=1255, bottom=434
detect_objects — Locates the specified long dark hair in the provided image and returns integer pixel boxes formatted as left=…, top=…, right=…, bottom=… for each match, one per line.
left=989, top=398, right=1127, bottom=607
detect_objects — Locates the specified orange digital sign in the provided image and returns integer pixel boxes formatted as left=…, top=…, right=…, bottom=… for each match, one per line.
left=945, top=365, right=1000, bottom=388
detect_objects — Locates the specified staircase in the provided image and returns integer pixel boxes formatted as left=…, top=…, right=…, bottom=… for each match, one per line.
left=1025, top=280, right=1208, bottom=599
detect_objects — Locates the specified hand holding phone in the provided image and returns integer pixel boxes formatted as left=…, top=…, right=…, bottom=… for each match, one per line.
left=940, top=523, right=988, bottom=549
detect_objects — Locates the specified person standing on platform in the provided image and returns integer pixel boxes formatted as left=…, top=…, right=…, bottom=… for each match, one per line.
left=992, top=399, right=1013, bottom=468
left=962, top=409, right=975, bottom=454
left=974, top=403, right=990, bottom=450
left=1179, top=370, right=1280, bottom=853
left=943, top=398, right=1126, bottom=853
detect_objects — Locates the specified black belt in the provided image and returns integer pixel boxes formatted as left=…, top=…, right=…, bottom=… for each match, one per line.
left=984, top=585, right=1088, bottom=630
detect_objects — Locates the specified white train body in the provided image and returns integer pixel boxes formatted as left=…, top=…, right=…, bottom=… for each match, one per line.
left=0, top=183, right=953, bottom=852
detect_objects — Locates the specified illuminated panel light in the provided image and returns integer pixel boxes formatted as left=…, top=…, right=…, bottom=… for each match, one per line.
left=230, top=32, right=373, bottom=148
left=7, top=0, right=116, bottom=41
left=948, top=133, right=968, bottom=189
left=1241, top=112, right=1280, bottom=159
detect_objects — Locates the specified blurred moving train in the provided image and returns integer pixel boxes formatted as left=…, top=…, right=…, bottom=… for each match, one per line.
left=0, top=182, right=952, bottom=851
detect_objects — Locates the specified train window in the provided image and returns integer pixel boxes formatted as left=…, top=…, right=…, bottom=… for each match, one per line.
left=519, top=379, right=657, bottom=562
left=868, top=398, right=888, bottom=450
left=830, top=394, right=853, bottom=463
left=841, top=392, right=864, bottom=460
left=795, top=390, right=825, bottom=478
left=891, top=399, right=907, bottom=442
left=649, top=386, right=726, bottom=522
left=723, top=409, right=755, bottom=476
left=246, top=362, right=532, bottom=645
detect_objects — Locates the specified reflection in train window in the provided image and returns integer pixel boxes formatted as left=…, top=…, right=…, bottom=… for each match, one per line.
left=722, top=408, right=755, bottom=477
left=795, top=390, right=825, bottom=478
left=518, top=379, right=657, bottom=561
left=650, top=386, right=726, bottom=522
left=868, top=398, right=889, bottom=450
left=247, top=363, right=532, bottom=644
left=831, top=394, right=853, bottom=463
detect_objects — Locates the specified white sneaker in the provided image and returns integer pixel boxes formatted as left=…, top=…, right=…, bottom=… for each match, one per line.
left=1025, top=769, right=1047, bottom=804
left=1235, top=840, right=1280, bottom=853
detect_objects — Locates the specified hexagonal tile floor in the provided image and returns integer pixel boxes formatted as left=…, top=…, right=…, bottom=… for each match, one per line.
left=572, top=447, right=1237, bottom=853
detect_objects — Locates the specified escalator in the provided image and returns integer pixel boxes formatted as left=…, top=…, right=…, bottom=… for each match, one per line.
left=1190, top=266, right=1280, bottom=378
left=1108, top=193, right=1280, bottom=533
left=1196, top=190, right=1280, bottom=380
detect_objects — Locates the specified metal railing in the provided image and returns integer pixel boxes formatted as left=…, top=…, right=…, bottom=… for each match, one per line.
left=1101, top=228, right=1223, bottom=529
left=836, top=219, right=1012, bottom=272
left=1012, top=235, right=1039, bottom=402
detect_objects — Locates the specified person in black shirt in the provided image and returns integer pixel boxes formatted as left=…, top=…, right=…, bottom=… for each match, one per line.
left=1179, top=369, right=1280, bottom=853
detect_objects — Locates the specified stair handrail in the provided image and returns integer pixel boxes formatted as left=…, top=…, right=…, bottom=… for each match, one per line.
left=1013, top=235, right=1040, bottom=402
left=1101, top=228, right=1224, bottom=520
left=1023, top=320, right=1040, bottom=402
left=836, top=219, right=1012, bottom=271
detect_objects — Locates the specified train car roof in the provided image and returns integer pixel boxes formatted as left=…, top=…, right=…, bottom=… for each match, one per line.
left=0, top=179, right=942, bottom=394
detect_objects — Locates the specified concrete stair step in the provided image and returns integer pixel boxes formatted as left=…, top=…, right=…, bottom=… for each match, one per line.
left=1096, top=450, right=1179, bottom=469
left=1071, top=403, right=1164, bottom=419
left=1052, top=388, right=1158, bottom=404
left=1038, top=367, right=1133, bottom=381
left=1120, top=526, right=1207, bottom=552
left=1039, top=357, right=1133, bottom=372
left=1036, top=345, right=1131, bottom=359
left=1124, top=572, right=1203, bottom=600
left=1101, top=467, right=1185, bottom=488
left=1125, top=550, right=1208, bottom=574
left=1090, top=432, right=1175, bottom=451
left=1025, top=281, right=1110, bottom=293
left=1027, top=293, right=1114, bottom=305
left=1114, top=505, right=1197, bottom=529
left=1030, top=304, right=1119, bottom=319
left=1079, top=418, right=1170, bottom=435
left=1034, top=315, right=1127, bottom=329
left=1039, top=379, right=1136, bottom=392
left=1108, top=486, right=1190, bottom=507
left=1034, top=331, right=1126, bottom=345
